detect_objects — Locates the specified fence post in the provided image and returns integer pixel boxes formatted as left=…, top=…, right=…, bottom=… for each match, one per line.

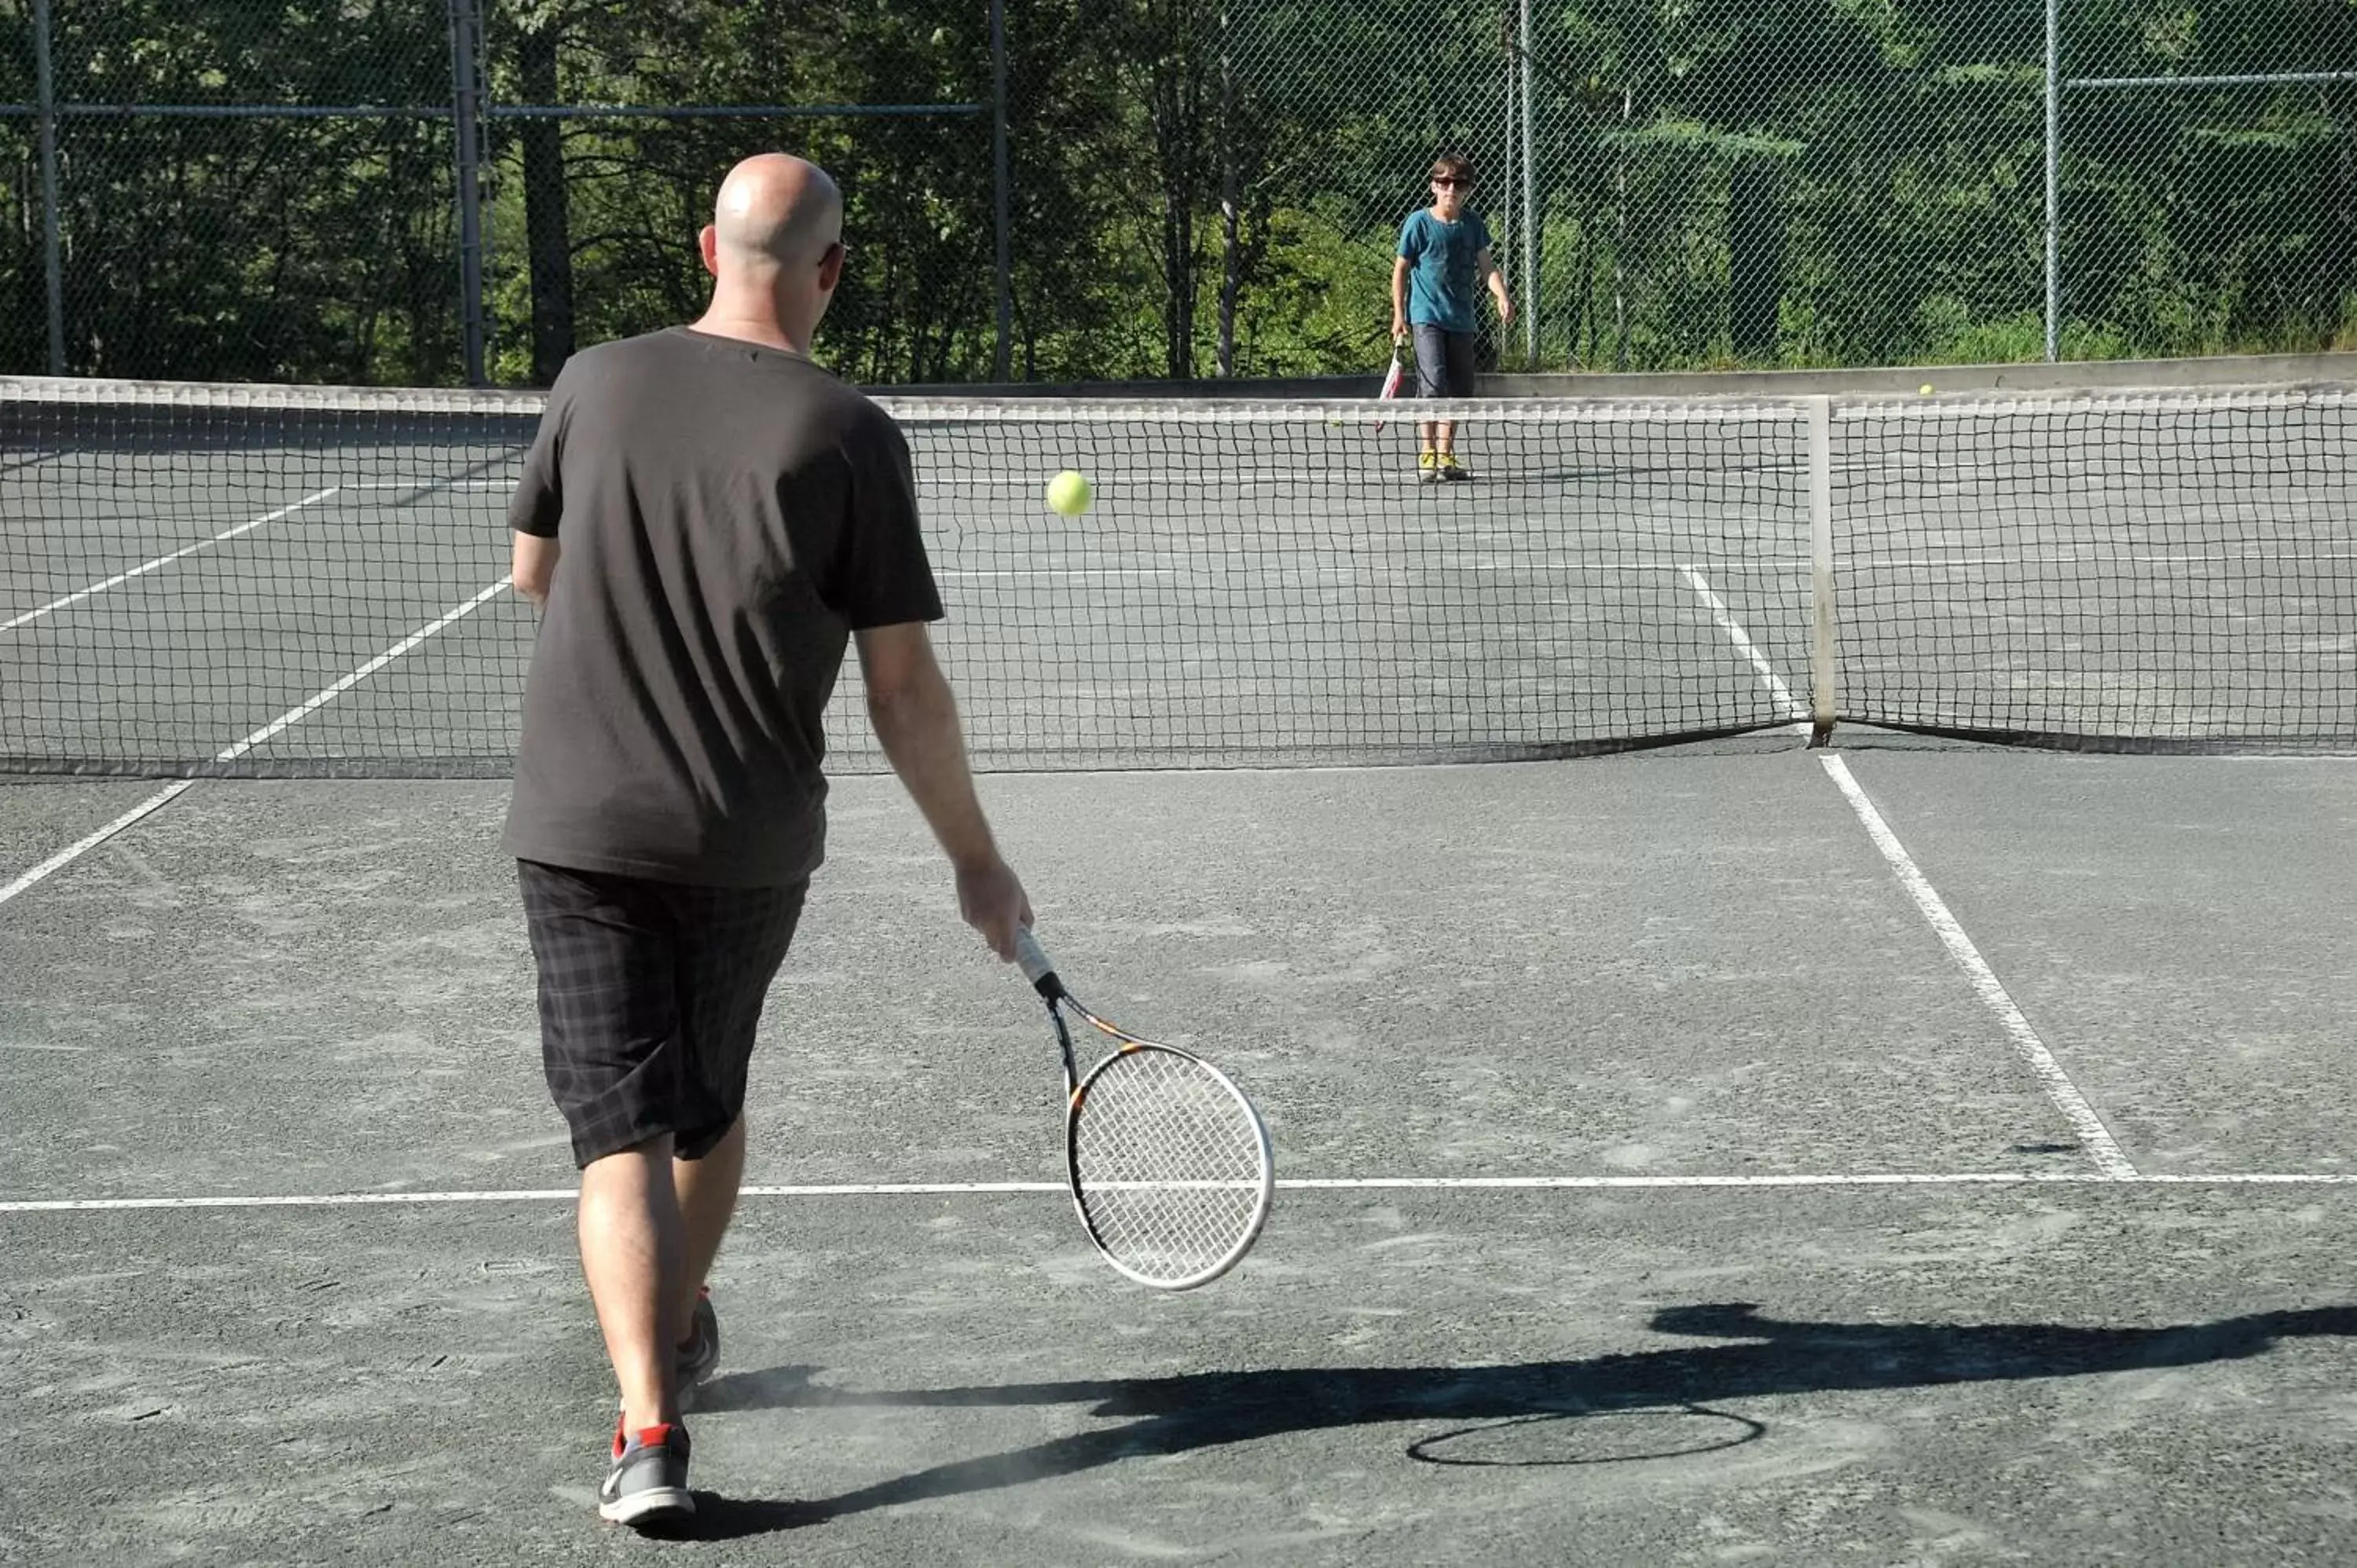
left=1217, top=2, right=1237, bottom=379
left=2043, top=0, right=2060, bottom=362
left=992, top=0, right=1013, bottom=381
left=33, top=0, right=64, bottom=375
left=1519, top=0, right=1536, bottom=364
left=449, top=0, right=488, bottom=387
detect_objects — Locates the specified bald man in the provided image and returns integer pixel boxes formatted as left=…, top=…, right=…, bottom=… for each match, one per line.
left=504, top=153, right=1032, bottom=1527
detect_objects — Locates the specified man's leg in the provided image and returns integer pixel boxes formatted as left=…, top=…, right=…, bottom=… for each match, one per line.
left=579, top=1134, right=685, bottom=1431
left=674, top=1114, right=746, bottom=1333
left=661, top=877, right=805, bottom=1380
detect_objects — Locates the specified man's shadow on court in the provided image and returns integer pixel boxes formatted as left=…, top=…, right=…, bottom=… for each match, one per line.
left=668, top=1301, right=2357, bottom=1540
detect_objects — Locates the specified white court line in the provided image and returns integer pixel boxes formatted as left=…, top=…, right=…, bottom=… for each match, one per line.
left=937, top=568, right=1182, bottom=581
left=6, top=1170, right=2354, bottom=1213
left=0, top=782, right=196, bottom=908
left=340, top=480, right=513, bottom=492
left=1, top=488, right=340, bottom=632
left=0, top=576, right=516, bottom=907
left=209, top=577, right=514, bottom=765
left=1820, top=753, right=2139, bottom=1179
left=1678, top=565, right=1809, bottom=722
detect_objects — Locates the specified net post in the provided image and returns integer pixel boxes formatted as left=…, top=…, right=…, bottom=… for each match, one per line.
left=1805, top=395, right=1837, bottom=747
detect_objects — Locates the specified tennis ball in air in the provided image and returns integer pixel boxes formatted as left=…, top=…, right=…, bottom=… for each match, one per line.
left=1047, top=471, right=1094, bottom=516
left=1919, top=383, right=1935, bottom=396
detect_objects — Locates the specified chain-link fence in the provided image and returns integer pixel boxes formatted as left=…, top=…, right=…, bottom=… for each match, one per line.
left=0, top=0, right=1000, bottom=387
left=2, top=0, right=2350, bottom=387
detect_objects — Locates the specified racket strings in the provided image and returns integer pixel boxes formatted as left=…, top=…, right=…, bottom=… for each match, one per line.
left=1072, top=1048, right=1266, bottom=1284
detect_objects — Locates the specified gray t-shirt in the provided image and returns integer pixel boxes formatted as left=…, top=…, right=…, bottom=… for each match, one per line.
left=501, top=327, right=943, bottom=886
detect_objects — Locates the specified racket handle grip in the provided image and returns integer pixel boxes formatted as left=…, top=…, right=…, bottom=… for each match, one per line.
left=1014, top=925, right=1065, bottom=999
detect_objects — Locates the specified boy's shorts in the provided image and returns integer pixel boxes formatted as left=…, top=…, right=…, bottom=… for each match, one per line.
left=1412, top=324, right=1478, bottom=400
left=519, top=859, right=808, bottom=1167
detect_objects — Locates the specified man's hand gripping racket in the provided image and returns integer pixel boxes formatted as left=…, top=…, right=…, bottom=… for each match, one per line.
left=1015, top=927, right=1274, bottom=1290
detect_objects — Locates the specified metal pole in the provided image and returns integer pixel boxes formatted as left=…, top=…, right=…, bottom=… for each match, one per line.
left=449, top=0, right=487, bottom=387
left=33, top=0, right=64, bottom=375
left=1217, top=2, right=1237, bottom=379
left=1805, top=396, right=1837, bottom=746
left=2044, top=0, right=2060, bottom=363
left=1501, top=24, right=1516, bottom=350
left=1519, top=0, right=1537, bottom=363
left=991, top=0, right=1013, bottom=381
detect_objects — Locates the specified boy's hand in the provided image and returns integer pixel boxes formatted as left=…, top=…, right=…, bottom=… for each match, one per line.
left=1497, top=297, right=1516, bottom=327
left=1391, top=312, right=1407, bottom=342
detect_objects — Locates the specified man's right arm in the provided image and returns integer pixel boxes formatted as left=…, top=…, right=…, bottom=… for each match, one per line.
left=856, top=621, right=1031, bottom=959
left=1391, top=256, right=1411, bottom=343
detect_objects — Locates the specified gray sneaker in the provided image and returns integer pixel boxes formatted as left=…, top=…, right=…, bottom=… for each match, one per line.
left=676, top=1288, right=720, bottom=1409
left=599, top=1420, right=694, bottom=1526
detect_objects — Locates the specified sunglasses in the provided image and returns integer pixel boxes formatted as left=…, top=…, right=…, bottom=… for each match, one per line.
left=1431, top=176, right=1469, bottom=188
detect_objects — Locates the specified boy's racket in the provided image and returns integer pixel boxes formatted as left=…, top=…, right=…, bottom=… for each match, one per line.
left=1015, top=927, right=1274, bottom=1291
left=1373, top=332, right=1406, bottom=429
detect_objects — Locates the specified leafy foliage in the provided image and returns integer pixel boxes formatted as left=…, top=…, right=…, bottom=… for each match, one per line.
left=0, top=0, right=2349, bottom=384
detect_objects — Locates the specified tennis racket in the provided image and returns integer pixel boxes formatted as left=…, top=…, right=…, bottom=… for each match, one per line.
left=1015, top=927, right=1274, bottom=1291
left=1373, top=332, right=1406, bottom=429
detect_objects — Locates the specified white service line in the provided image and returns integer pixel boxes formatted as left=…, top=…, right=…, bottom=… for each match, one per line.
left=7, top=1170, right=2355, bottom=1213
left=1820, top=753, right=2138, bottom=1179
left=0, top=576, right=516, bottom=908
left=1678, top=564, right=1808, bottom=722
left=1, top=488, right=341, bottom=632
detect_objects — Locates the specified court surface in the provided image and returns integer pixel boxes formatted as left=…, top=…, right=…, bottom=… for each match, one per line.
left=5, top=742, right=2355, bottom=1565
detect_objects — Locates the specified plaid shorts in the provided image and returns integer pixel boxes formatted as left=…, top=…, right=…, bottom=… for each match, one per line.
left=517, top=859, right=808, bottom=1167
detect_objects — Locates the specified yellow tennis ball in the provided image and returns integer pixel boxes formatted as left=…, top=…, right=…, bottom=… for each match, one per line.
left=1919, top=383, right=1935, bottom=396
left=1047, top=471, right=1094, bottom=515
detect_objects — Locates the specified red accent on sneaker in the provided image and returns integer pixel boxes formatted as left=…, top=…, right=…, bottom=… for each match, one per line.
left=611, top=1419, right=681, bottom=1458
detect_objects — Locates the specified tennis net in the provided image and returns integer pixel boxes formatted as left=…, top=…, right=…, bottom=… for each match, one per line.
left=2, top=376, right=2350, bottom=778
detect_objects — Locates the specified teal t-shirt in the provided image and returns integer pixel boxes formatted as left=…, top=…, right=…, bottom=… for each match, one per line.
left=1398, top=208, right=1491, bottom=333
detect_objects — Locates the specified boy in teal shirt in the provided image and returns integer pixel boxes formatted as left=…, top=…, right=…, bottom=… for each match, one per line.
left=1390, top=152, right=1515, bottom=482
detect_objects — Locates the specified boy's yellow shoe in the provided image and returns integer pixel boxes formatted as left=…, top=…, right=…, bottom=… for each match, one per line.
left=1417, top=449, right=1441, bottom=484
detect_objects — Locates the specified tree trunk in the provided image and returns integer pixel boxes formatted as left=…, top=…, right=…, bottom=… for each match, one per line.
left=1728, top=157, right=1782, bottom=361
left=1613, top=86, right=1629, bottom=371
left=518, top=19, right=574, bottom=387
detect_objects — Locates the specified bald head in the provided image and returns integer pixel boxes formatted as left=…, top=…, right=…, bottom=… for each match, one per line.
left=710, top=154, right=842, bottom=270
left=694, top=153, right=847, bottom=353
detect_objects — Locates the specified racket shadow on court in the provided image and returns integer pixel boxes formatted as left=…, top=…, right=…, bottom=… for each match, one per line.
left=673, top=1301, right=2357, bottom=1540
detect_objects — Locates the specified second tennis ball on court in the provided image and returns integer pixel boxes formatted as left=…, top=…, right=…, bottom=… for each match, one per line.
left=1047, top=470, right=1094, bottom=516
